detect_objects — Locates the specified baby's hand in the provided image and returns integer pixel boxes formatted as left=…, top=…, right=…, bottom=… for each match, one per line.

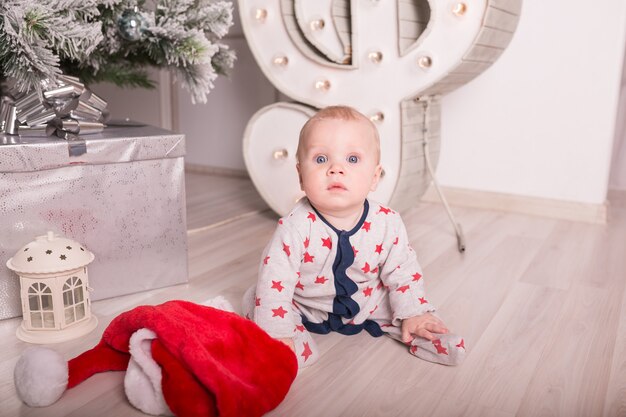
left=276, top=337, right=295, bottom=352
left=401, top=313, right=449, bottom=343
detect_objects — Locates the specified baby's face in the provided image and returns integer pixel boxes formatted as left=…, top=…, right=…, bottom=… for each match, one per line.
left=297, top=118, right=382, bottom=216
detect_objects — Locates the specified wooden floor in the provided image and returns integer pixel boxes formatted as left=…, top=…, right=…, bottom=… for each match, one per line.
left=1, top=171, right=625, bottom=417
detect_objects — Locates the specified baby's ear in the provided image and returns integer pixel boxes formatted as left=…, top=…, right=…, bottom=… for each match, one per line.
left=370, top=164, right=383, bottom=191
left=296, top=163, right=304, bottom=190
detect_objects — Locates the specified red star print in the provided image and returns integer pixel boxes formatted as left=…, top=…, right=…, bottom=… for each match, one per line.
left=322, top=237, right=332, bottom=249
left=278, top=219, right=283, bottom=225
left=375, top=244, right=383, bottom=254
left=371, top=266, right=379, bottom=274
left=378, top=206, right=391, bottom=215
left=307, top=212, right=316, bottom=222
left=303, top=252, right=314, bottom=263
left=255, top=297, right=261, bottom=306
left=352, top=246, right=359, bottom=257
left=264, top=256, right=270, bottom=265
left=412, top=272, right=422, bottom=281
left=301, top=342, right=313, bottom=362
left=282, top=243, right=290, bottom=256
left=361, top=262, right=370, bottom=273
left=396, top=285, right=410, bottom=293
left=410, top=345, right=418, bottom=354
left=418, top=297, right=428, bottom=304
left=304, top=237, right=310, bottom=248
left=296, top=271, right=301, bottom=278
left=295, top=280, right=304, bottom=290
left=432, top=339, right=448, bottom=355
left=271, top=280, right=284, bottom=292
left=272, top=306, right=288, bottom=318
left=376, top=282, right=383, bottom=290
left=363, top=286, right=373, bottom=297
left=295, top=325, right=305, bottom=332
left=315, top=276, right=328, bottom=284
left=456, top=339, right=465, bottom=350
left=362, top=221, right=371, bottom=232
left=393, top=237, right=399, bottom=245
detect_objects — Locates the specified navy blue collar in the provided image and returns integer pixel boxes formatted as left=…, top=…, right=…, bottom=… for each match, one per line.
left=309, top=199, right=370, bottom=237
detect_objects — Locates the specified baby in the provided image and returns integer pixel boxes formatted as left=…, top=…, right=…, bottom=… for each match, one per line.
left=243, top=105, right=465, bottom=368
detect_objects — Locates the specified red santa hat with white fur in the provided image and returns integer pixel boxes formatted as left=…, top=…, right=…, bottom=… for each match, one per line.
left=14, top=297, right=298, bottom=417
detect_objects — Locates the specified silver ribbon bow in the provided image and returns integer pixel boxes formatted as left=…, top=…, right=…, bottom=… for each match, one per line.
left=0, top=75, right=110, bottom=156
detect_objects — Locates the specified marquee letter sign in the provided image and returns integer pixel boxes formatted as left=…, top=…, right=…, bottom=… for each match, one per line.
left=240, top=0, right=522, bottom=216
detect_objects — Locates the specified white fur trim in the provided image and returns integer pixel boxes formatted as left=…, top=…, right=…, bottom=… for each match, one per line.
left=201, top=295, right=234, bottom=312
left=125, top=328, right=173, bottom=416
left=14, top=347, right=68, bottom=407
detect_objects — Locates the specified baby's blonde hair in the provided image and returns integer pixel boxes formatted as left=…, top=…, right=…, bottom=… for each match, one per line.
left=296, top=105, right=380, bottom=163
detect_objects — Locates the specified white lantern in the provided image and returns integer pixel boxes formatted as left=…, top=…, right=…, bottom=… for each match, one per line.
left=6, top=231, right=98, bottom=343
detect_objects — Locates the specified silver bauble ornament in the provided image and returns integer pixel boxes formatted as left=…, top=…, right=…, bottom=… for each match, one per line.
left=117, top=8, right=148, bottom=41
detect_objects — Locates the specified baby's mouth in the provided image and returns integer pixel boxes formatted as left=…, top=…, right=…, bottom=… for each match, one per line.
left=328, top=183, right=347, bottom=191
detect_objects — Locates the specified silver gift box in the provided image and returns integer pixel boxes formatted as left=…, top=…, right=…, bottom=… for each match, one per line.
left=0, top=125, right=188, bottom=319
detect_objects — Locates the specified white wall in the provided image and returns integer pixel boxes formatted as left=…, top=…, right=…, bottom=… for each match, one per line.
left=436, top=0, right=626, bottom=204
left=98, top=0, right=626, bottom=205
left=610, top=40, right=626, bottom=191
left=90, top=67, right=166, bottom=129
left=176, top=3, right=277, bottom=171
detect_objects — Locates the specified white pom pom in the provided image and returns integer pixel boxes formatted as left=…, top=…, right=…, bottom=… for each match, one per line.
left=201, top=295, right=234, bottom=312
left=14, top=347, right=68, bottom=407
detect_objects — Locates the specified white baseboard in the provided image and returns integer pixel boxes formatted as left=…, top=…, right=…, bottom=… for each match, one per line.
left=422, top=185, right=608, bottom=224
left=185, top=163, right=249, bottom=178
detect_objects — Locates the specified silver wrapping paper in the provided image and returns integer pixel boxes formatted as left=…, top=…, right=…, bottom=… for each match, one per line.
left=0, top=125, right=188, bottom=319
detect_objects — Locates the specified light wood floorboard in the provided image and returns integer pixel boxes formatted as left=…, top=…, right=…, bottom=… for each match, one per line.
left=185, top=171, right=269, bottom=231
left=605, top=268, right=626, bottom=417
left=1, top=175, right=625, bottom=417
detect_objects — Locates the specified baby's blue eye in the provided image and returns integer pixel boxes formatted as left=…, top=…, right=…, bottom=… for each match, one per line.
left=316, top=155, right=327, bottom=164
left=347, top=155, right=359, bottom=163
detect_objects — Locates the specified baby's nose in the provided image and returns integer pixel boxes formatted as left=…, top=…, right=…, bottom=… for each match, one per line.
left=328, top=163, right=344, bottom=175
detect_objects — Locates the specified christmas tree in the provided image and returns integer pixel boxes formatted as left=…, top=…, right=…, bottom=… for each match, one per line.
left=0, top=0, right=236, bottom=104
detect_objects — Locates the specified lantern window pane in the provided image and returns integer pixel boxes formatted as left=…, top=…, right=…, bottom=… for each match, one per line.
left=63, top=282, right=70, bottom=291
left=28, top=294, right=40, bottom=311
left=28, top=285, right=37, bottom=294
left=76, top=303, right=85, bottom=320
left=65, top=307, right=75, bottom=324
left=30, top=312, right=42, bottom=328
left=43, top=312, right=55, bottom=328
left=63, top=289, right=74, bottom=307
left=74, top=287, right=84, bottom=303
left=41, top=294, right=53, bottom=311
left=43, top=286, right=51, bottom=294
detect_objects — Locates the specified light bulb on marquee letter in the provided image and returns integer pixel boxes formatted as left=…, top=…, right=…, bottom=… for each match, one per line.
left=240, top=0, right=522, bottom=216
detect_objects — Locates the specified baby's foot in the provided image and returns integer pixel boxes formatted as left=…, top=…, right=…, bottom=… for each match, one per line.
left=294, top=339, right=319, bottom=368
left=409, top=334, right=466, bottom=366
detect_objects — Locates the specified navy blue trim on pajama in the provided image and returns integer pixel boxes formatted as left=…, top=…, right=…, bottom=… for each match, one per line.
left=306, top=199, right=383, bottom=338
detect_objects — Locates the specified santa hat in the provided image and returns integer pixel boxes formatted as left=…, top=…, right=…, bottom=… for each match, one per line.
left=14, top=298, right=298, bottom=417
